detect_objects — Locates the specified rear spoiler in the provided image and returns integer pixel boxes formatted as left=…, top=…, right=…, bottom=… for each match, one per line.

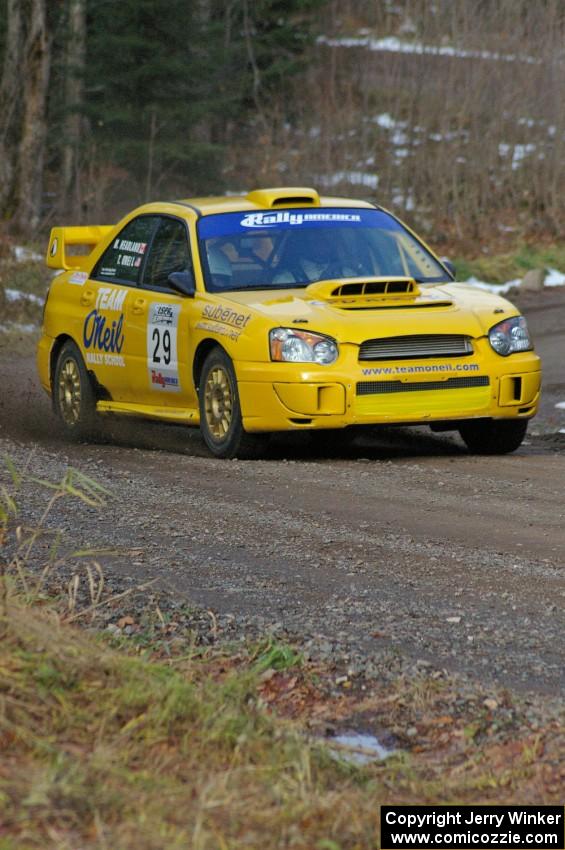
left=45, top=225, right=113, bottom=270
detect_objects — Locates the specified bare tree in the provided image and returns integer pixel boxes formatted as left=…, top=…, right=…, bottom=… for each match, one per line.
left=0, top=0, right=24, bottom=215
left=0, top=0, right=52, bottom=234
left=247, top=0, right=565, bottom=247
left=13, top=0, right=51, bottom=233
left=61, top=0, right=86, bottom=219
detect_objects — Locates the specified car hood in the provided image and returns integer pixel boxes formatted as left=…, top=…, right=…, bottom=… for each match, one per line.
left=214, top=278, right=519, bottom=343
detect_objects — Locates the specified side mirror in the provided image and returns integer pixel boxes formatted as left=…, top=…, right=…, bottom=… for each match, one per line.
left=441, top=258, right=456, bottom=279
left=168, top=269, right=195, bottom=297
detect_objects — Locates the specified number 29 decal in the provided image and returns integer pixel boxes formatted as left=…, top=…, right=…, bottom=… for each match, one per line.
left=147, top=303, right=181, bottom=392
left=152, top=327, right=171, bottom=365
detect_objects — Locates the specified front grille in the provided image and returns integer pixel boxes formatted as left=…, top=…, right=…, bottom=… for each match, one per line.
left=359, top=334, right=473, bottom=360
left=356, top=376, right=490, bottom=395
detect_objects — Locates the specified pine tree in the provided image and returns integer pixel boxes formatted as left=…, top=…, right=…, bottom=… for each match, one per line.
left=0, top=0, right=327, bottom=229
left=82, top=0, right=326, bottom=201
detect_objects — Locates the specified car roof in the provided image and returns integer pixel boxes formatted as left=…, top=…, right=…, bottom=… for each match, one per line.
left=173, top=187, right=377, bottom=217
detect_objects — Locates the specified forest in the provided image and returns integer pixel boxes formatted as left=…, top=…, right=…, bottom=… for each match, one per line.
left=1, top=0, right=565, bottom=249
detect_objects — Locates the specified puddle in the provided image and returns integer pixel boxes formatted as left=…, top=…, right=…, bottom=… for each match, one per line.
left=327, top=731, right=396, bottom=765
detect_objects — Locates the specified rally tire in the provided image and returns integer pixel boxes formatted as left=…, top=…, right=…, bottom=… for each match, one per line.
left=53, top=340, right=97, bottom=439
left=458, top=419, right=528, bottom=455
left=198, top=347, right=268, bottom=459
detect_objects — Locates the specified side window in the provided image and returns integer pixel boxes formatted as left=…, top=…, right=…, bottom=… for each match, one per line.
left=142, top=217, right=191, bottom=290
left=94, top=216, right=159, bottom=285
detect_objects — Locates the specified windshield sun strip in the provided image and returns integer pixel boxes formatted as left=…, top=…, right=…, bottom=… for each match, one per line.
left=196, top=209, right=450, bottom=292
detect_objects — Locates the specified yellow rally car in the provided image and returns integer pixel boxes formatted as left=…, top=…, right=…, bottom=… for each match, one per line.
left=37, top=187, right=541, bottom=458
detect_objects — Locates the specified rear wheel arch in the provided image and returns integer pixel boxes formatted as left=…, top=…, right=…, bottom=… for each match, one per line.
left=50, top=334, right=108, bottom=401
left=50, top=334, right=76, bottom=388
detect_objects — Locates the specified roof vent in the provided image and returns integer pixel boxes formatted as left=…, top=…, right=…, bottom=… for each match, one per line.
left=246, top=187, right=320, bottom=208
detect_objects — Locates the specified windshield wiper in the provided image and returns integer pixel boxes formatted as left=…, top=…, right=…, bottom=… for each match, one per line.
left=413, top=276, right=451, bottom=284
left=226, top=283, right=307, bottom=292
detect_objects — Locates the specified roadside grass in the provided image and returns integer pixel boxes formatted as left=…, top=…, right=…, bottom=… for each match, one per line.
left=0, top=324, right=40, bottom=358
left=0, top=255, right=51, bottom=301
left=1, top=412, right=564, bottom=847
left=451, top=243, right=565, bottom=284
left=2, top=600, right=563, bottom=850
left=0, top=238, right=49, bottom=339
left=0, top=238, right=49, bottom=357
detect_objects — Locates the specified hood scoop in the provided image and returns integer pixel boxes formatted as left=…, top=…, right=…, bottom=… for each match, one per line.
left=306, top=277, right=453, bottom=310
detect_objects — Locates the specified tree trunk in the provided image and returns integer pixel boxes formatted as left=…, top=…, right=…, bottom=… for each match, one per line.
left=0, top=0, right=24, bottom=215
left=12, top=0, right=51, bottom=234
left=242, top=0, right=267, bottom=130
left=61, top=0, right=86, bottom=219
left=190, top=0, right=213, bottom=146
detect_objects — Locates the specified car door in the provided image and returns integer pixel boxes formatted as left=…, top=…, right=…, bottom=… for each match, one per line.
left=123, top=215, right=195, bottom=407
left=84, top=215, right=160, bottom=401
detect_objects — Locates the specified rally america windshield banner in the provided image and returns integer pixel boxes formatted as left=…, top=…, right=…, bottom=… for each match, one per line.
left=197, top=208, right=403, bottom=239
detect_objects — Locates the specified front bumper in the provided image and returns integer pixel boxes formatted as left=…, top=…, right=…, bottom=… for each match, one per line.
left=236, top=344, right=541, bottom=432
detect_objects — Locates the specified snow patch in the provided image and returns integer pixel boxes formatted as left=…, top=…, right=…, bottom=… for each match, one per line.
left=13, top=245, right=43, bottom=263
left=464, top=267, right=565, bottom=294
left=5, top=288, right=44, bottom=305
left=373, top=112, right=398, bottom=130
left=328, top=731, right=394, bottom=765
left=391, top=190, right=415, bottom=211
left=464, top=276, right=520, bottom=295
left=499, top=143, right=537, bottom=170
left=317, top=35, right=540, bottom=65
left=544, top=268, right=565, bottom=287
left=317, top=170, right=379, bottom=190
left=0, top=322, right=38, bottom=333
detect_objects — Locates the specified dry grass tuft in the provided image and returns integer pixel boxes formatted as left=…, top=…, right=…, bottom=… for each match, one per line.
left=0, top=603, right=370, bottom=849
left=1, top=598, right=562, bottom=849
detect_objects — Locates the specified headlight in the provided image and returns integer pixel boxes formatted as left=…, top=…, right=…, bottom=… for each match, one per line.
left=488, top=316, right=532, bottom=356
left=269, top=328, right=338, bottom=364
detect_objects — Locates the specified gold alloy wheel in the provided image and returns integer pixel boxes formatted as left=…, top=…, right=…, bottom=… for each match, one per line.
left=204, top=366, right=233, bottom=440
left=57, top=358, right=82, bottom=425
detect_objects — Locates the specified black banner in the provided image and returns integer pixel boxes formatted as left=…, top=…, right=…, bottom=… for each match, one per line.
left=381, top=806, right=564, bottom=849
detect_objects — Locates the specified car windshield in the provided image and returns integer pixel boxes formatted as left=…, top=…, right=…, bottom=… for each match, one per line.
left=197, top=207, right=451, bottom=293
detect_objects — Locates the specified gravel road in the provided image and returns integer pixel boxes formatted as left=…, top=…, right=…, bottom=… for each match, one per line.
left=1, top=288, right=564, bottom=699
